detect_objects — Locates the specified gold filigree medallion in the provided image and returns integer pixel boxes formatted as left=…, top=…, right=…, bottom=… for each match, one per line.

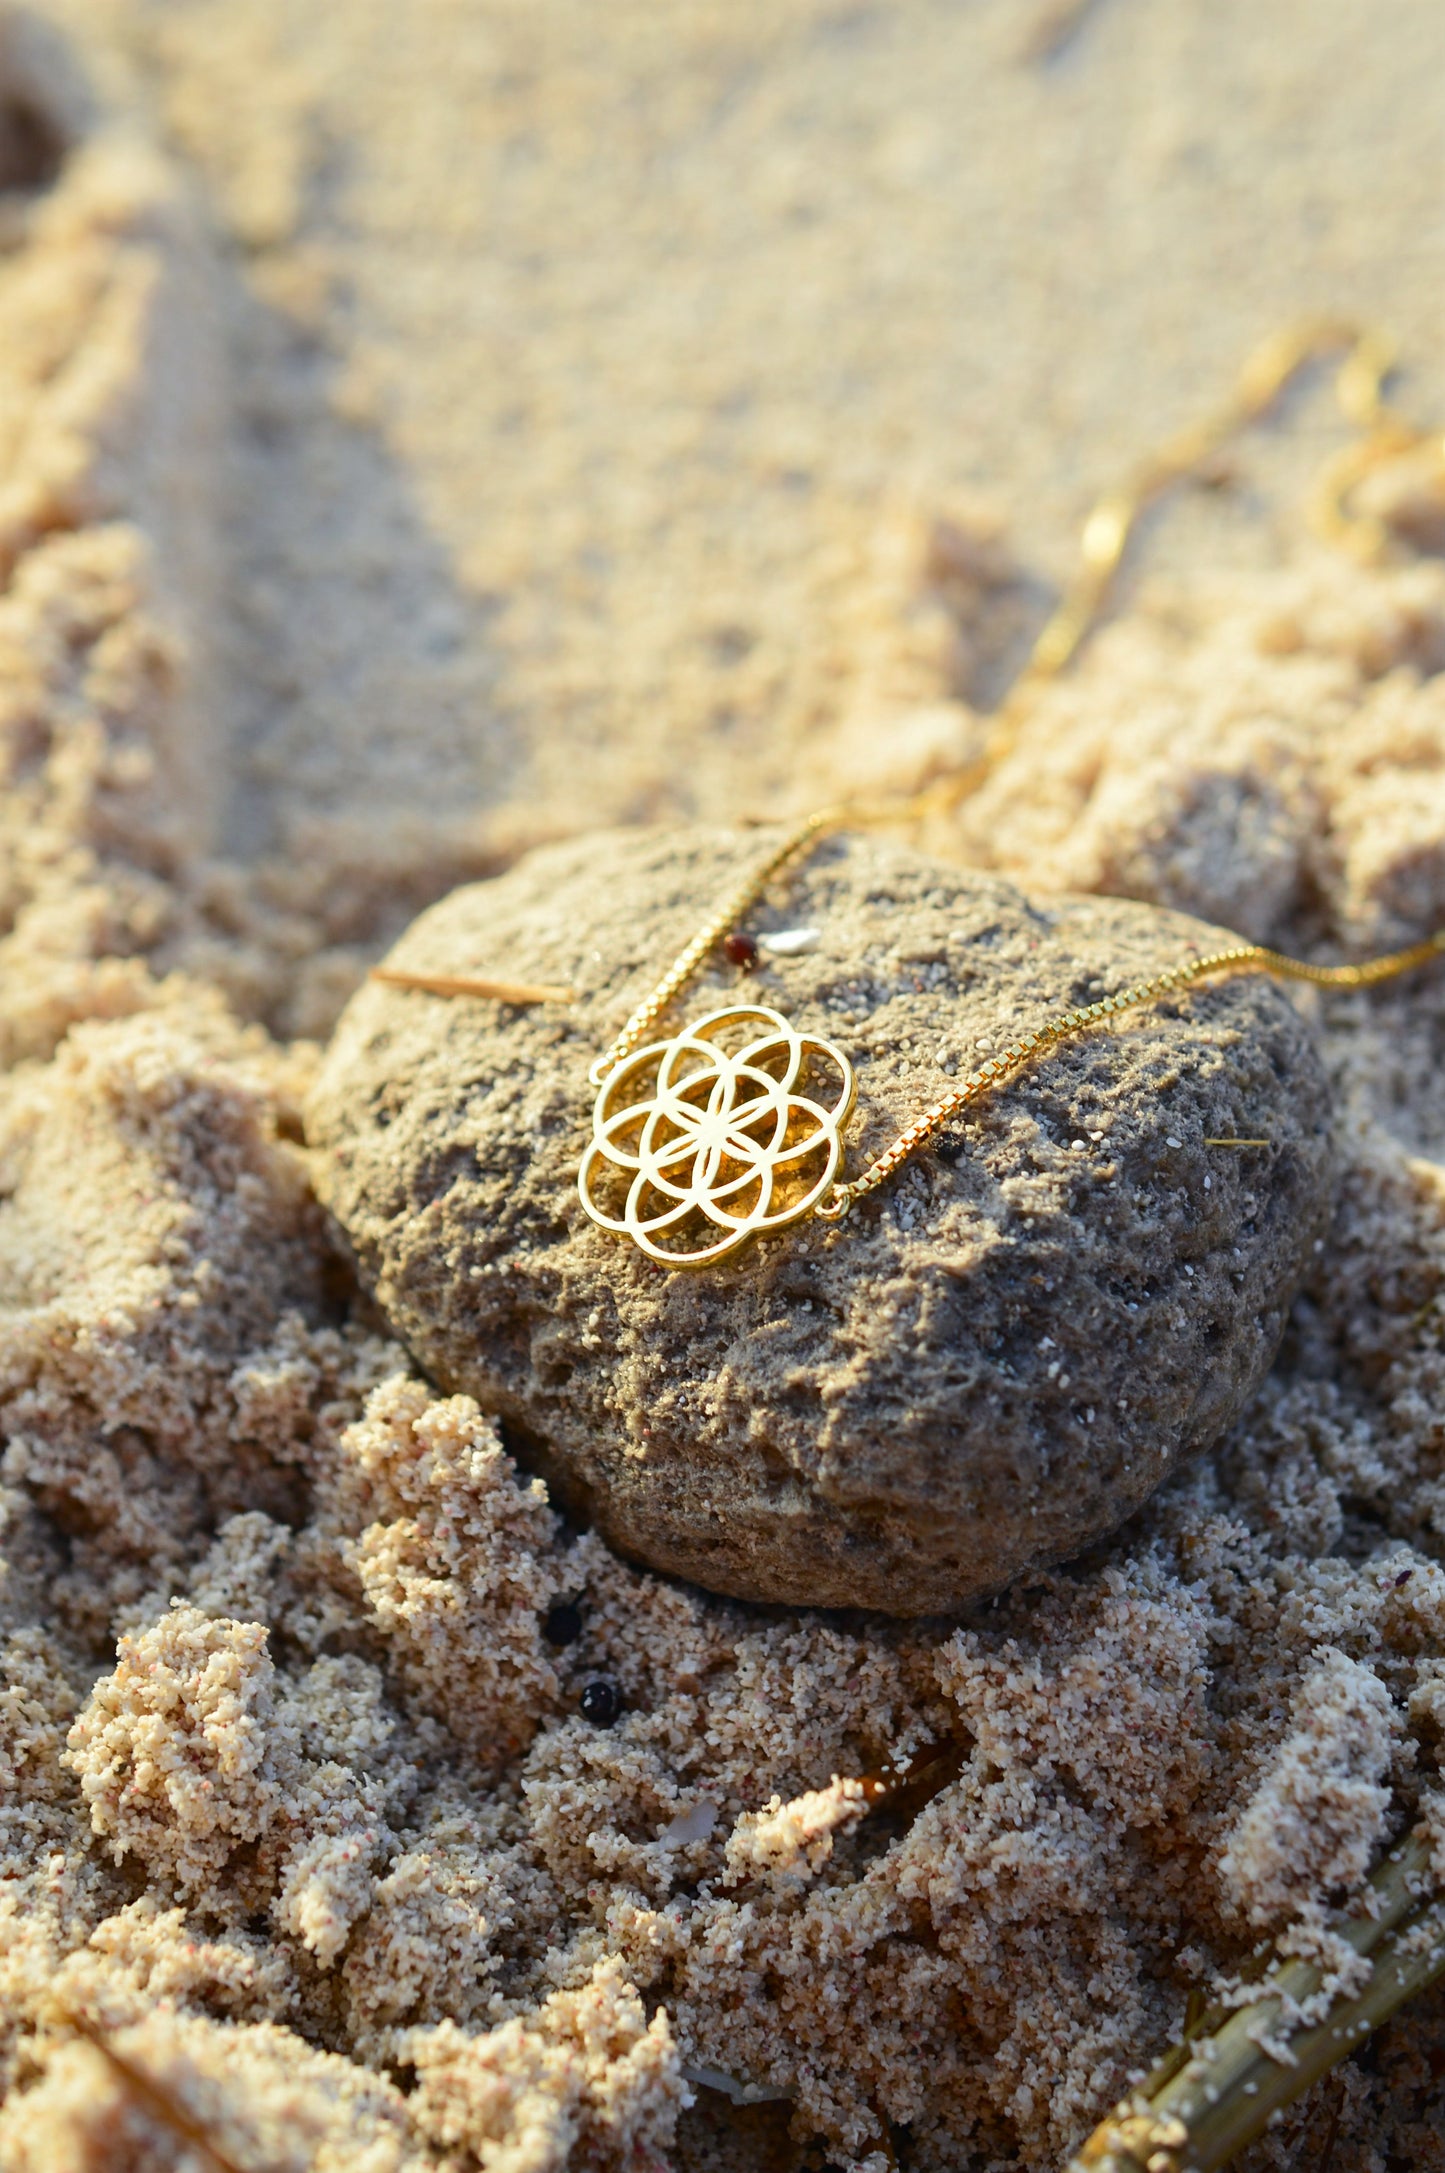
left=577, top=1004, right=855, bottom=1267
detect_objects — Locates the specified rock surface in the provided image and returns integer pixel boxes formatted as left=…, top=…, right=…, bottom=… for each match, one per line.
left=307, top=826, right=1335, bottom=1613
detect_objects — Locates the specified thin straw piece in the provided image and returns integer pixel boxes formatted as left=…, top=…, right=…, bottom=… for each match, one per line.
left=56, top=2010, right=259, bottom=2173
left=371, top=967, right=575, bottom=1004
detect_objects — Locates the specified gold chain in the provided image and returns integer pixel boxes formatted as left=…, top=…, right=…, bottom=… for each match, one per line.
left=898, top=317, right=1434, bottom=821
left=820, top=930, right=1445, bottom=1219
left=585, top=808, right=843, bottom=1087
left=575, top=319, right=1445, bottom=1228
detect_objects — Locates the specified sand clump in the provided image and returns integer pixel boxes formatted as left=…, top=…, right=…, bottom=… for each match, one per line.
left=1, top=10, right=1445, bottom=2173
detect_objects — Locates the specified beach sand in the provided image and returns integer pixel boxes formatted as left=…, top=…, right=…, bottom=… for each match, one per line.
left=2, top=2, right=1445, bottom=2167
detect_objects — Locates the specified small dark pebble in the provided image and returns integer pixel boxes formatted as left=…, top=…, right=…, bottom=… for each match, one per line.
left=542, top=1600, right=583, bottom=1647
left=580, top=1678, right=622, bottom=1726
left=722, top=929, right=757, bottom=968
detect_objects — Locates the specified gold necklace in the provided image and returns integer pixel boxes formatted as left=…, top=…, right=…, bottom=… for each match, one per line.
left=566, top=810, right=1445, bottom=1267
left=375, top=320, right=1445, bottom=1271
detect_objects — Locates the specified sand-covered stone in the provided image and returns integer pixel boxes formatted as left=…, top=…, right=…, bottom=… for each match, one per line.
left=308, top=826, right=1334, bottom=1613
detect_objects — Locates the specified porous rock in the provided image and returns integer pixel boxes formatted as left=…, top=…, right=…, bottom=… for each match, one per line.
left=307, top=827, right=1334, bottom=1614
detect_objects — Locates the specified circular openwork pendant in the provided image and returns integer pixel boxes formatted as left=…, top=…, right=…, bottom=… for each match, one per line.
left=577, top=1005, right=856, bottom=1268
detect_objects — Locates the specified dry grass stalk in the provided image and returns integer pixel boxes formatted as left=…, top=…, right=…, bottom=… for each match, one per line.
left=57, top=2011, right=260, bottom=2173
left=1065, top=1829, right=1445, bottom=2173
left=371, top=966, right=576, bottom=1003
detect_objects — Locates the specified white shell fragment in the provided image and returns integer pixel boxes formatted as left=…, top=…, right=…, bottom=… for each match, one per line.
left=657, top=1797, right=720, bottom=1847
left=757, top=925, right=821, bottom=955
left=681, top=2063, right=794, bottom=2106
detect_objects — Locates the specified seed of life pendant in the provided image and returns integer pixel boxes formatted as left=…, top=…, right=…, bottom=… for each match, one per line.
left=576, top=1004, right=856, bottom=1268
